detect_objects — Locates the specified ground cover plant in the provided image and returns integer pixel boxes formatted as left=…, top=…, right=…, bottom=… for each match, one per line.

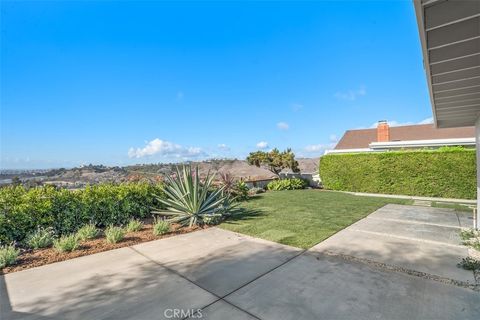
left=25, top=227, right=54, bottom=249
left=457, top=257, right=480, bottom=271
left=460, top=228, right=480, bottom=250
left=76, top=224, right=99, bottom=241
left=1, top=222, right=198, bottom=274
left=126, top=219, right=144, bottom=232
left=0, top=245, right=19, bottom=268
left=105, top=226, right=125, bottom=244
left=53, top=234, right=79, bottom=253
left=220, top=190, right=411, bottom=248
left=153, top=219, right=171, bottom=236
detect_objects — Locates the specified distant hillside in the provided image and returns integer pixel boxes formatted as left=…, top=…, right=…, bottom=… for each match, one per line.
left=126, top=158, right=319, bottom=181
left=1, top=158, right=320, bottom=187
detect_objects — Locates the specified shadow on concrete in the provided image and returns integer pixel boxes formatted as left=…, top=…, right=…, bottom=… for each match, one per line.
left=0, top=239, right=299, bottom=320
left=1, top=273, right=60, bottom=320
left=157, top=240, right=301, bottom=296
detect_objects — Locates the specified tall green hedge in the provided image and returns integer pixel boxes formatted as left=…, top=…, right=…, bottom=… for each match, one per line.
left=319, top=149, right=476, bottom=200
left=0, top=183, right=165, bottom=244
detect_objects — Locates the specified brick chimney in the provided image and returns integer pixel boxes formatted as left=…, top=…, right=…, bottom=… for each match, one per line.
left=377, top=120, right=390, bottom=142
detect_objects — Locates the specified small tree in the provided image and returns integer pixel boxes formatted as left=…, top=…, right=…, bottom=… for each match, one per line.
left=247, top=148, right=300, bottom=177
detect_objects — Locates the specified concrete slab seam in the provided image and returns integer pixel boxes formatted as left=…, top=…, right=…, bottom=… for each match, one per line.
left=349, top=228, right=465, bottom=248
left=128, top=247, right=262, bottom=320
left=366, top=216, right=464, bottom=229
left=319, top=250, right=478, bottom=291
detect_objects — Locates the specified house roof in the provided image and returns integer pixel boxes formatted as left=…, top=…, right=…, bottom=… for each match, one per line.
left=334, top=124, right=475, bottom=150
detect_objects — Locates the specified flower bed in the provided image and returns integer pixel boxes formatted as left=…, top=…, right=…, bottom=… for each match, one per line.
left=1, top=222, right=205, bottom=274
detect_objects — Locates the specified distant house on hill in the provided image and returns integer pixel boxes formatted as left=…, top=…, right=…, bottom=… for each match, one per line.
left=326, top=120, right=475, bottom=154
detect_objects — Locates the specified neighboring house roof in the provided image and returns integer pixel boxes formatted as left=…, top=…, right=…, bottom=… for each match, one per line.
left=335, top=124, right=475, bottom=150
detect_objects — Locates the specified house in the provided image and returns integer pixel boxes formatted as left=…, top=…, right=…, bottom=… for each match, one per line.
left=326, top=120, right=475, bottom=154
left=413, top=0, right=480, bottom=227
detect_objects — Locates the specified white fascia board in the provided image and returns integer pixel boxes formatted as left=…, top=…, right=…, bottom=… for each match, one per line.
left=324, top=148, right=376, bottom=155
left=369, top=138, right=475, bottom=149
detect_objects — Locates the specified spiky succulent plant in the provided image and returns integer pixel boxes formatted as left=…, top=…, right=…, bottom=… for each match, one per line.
left=152, top=165, right=232, bottom=227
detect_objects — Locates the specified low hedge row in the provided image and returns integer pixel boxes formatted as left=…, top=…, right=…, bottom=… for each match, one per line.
left=267, top=178, right=307, bottom=191
left=0, top=183, right=165, bottom=244
left=319, top=148, right=476, bottom=199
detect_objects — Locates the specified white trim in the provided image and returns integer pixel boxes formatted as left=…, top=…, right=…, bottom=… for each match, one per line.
left=369, top=137, right=475, bottom=149
left=414, top=0, right=438, bottom=128
left=324, top=148, right=376, bottom=155
left=326, top=138, right=475, bottom=154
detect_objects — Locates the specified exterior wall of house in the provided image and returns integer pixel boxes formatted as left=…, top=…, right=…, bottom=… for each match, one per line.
left=244, top=178, right=275, bottom=189
left=476, top=117, right=480, bottom=228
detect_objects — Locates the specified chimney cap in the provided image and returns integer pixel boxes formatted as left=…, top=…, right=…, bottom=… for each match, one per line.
left=378, top=120, right=388, bottom=124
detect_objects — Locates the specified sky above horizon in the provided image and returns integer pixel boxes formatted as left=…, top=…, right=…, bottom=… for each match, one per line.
left=1, top=0, right=433, bottom=169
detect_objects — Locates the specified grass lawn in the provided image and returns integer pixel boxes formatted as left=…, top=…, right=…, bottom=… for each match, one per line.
left=220, top=189, right=412, bottom=249
left=431, top=201, right=474, bottom=213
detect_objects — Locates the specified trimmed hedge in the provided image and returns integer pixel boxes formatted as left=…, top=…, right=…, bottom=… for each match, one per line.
left=0, top=183, right=165, bottom=244
left=319, top=149, right=476, bottom=199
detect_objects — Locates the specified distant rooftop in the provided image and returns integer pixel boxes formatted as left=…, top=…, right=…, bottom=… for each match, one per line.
left=335, top=123, right=475, bottom=150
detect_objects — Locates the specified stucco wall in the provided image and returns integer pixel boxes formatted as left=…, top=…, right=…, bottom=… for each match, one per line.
left=476, top=117, right=480, bottom=228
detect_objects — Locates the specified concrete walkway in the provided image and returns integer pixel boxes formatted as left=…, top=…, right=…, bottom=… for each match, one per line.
left=2, top=205, right=479, bottom=320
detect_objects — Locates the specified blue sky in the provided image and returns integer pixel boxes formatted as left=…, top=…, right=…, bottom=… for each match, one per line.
left=1, top=0, right=432, bottom=169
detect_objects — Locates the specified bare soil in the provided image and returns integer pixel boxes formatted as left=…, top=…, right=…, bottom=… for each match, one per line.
left=1, top=223, right=205, bottom=274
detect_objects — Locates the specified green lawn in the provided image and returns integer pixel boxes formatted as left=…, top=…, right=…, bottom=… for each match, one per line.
left=220, top=190, right=412, bottom=249
left=431, top=201, right=474, bottom=212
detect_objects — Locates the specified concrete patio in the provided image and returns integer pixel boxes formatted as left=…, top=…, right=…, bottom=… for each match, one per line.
left=1, top=205, right=479, bottom=320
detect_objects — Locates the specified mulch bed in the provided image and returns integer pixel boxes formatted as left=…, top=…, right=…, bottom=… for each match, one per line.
left=1, top=223, right=206, bottom=275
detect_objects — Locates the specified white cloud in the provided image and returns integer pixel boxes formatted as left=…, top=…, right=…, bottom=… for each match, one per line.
left=334, top=86, right=367, bottom=101
left=277, top=122, right=289, bottom=130
left=256, top=141, right=269, bottom=149
left=305, top=141, right=337, bottom=153
left=128, top=138, right=205, bottom=159
left=418, top=117, right=434, bottom=124
left=305, top=144, right=327, bottom=152
left=217, top=143, right=230, bottom=151
left=304, top=134, right=339, bottom=155
left=291, top=103, right=303, bottom=112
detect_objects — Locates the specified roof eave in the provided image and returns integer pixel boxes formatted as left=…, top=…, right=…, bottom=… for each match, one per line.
left=413, top=0, right=439, bottom=128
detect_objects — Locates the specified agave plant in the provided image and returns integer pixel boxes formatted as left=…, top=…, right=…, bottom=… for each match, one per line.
left=152, top=165, right=233, bottom=227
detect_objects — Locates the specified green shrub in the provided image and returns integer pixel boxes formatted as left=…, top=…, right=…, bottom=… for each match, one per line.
left=105, top=226, right=125, bottom=244
left=457, top=257, right=480, bottom=270
left=0, top=244, right=20, bottom=268
left=202, top=214, right=223, bottom=225
left=460, top=229, right=479, bottom=241
left=234, top=180, right=250, bottom=201
left=25, top=227, right=54, bottom=249
left=153, top=220, right=170, bottom=236
left=76, top=224, right=99, bottom=241
left=267, top=178, right=307, bottom=191
left=319, top=149, right=476, bottom=199
left=125, top=219, right=144, bottom=232
left=53, top=234, right=79, bottom=253
left=248, top=187, right=265, bottom=195
left=0, top=182, right=165, bottom=244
